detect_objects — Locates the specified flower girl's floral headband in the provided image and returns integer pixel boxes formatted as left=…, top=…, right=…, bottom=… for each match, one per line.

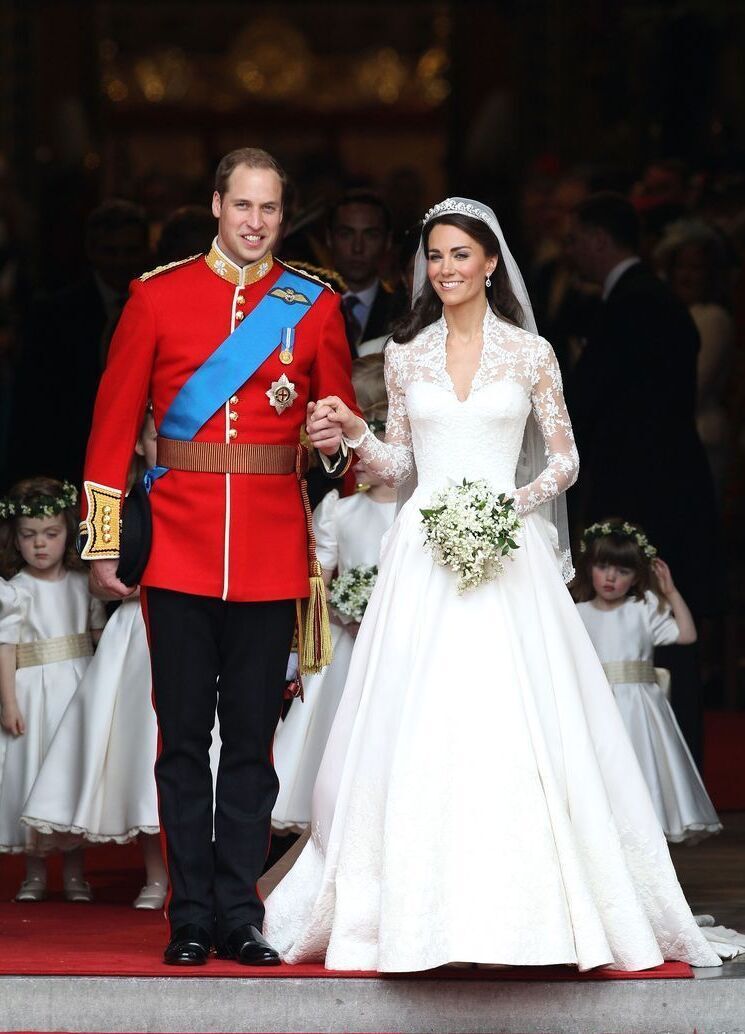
left=580, top=521, right=657, bottom=559
left=0, top=481, right=79, bottom=520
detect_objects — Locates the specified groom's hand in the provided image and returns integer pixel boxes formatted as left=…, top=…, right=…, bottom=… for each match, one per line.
left=89, top=558, right=136, bottom=599
left=307, top=397, right=367, bottom=456
left=306, top=400, right=344, bottom=455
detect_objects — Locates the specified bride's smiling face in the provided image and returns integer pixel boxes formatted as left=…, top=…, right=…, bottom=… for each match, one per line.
left=426, top=223, right=497, bottom=308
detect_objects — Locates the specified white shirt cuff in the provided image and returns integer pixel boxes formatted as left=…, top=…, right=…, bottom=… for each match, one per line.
left=319, top=440, right=349, bottom=473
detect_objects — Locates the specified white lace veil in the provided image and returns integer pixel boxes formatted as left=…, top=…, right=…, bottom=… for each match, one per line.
left=403, top=196, right=574, bottom=582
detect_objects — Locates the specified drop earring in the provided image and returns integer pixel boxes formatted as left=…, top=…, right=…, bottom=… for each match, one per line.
left=485, top=275, right=492, bottom=288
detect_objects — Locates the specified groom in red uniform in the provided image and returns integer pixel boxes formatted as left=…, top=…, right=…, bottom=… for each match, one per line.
left=80, top=148, right=354, bottom=965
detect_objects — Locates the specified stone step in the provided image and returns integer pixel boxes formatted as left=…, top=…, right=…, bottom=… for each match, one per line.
left=3, top=965, right=745, bottom=1034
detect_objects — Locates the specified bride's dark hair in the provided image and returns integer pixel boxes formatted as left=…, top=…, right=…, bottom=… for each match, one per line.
left=392, top=213, right=526, bottom=343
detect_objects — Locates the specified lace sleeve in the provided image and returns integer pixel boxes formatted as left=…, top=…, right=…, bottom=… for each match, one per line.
left=346, top=345, right=415, bottom=487
left=513, top=340, right=579, bottom=517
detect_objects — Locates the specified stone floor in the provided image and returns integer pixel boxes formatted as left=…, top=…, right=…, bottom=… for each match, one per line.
left=672, top=810, right=745, bottom=935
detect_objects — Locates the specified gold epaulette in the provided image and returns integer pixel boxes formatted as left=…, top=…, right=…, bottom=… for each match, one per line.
left=79, top=482, right=122, bottom=560
left=277, top=259, right=342, bottom=294
left=139, top=253, right=202, bottom=282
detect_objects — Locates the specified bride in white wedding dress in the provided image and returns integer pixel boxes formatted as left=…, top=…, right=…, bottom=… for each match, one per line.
left=263, top=198, right=728, bottom=973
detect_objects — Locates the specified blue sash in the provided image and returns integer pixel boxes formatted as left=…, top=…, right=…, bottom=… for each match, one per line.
left=146, top=269, right=323, bottom=486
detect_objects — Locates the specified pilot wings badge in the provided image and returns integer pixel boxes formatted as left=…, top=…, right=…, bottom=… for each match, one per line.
left=269, top=286, right=311, bottom=306
left=266, top=373, right=298, bottom=415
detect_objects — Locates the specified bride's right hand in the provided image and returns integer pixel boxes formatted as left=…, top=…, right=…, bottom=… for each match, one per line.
left=308, top=397, right=366, bottom=442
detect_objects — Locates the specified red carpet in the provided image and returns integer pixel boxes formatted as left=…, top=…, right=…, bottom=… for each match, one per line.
left=0, top=843, right=691, bottom=981
left=0, top=899, right=691, bottom=979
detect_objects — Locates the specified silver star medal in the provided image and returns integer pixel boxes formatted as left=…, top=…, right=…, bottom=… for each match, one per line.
left=266, top=373, right=298, bottom=415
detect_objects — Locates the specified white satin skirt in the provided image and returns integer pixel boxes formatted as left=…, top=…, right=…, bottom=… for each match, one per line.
left=21, top=599, right=160, bottom=846
left=273, top=623, right=355, bottom=834
left=611, top=679, right=721, bottom=843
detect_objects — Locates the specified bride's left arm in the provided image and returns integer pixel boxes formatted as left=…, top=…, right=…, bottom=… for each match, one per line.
left=513, top=340, right=580, bottom=517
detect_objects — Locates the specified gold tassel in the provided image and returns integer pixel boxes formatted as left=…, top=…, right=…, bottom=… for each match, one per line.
left=299, top=560, right=333, bottom=674
left=295, top=447, right=334, bottom=675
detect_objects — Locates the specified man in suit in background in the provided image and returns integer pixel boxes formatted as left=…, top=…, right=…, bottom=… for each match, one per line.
left=8, top=200, right=150, bottom=485
left=566, top=192, right=722, bottom=767
left=327, top=190, right=406, bottom=357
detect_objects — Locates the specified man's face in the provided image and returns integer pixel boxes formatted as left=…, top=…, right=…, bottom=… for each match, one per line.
left=212, top=165, right=283, bottom=267
left=564, top=216, right=602, bottom=284
left=328, top=203, right=390, bottom=289
left=546, top=179, right=587, bottom=241
left=89, top=225, right=150, bottom=294
left=670, top=243, right=707, bottom=307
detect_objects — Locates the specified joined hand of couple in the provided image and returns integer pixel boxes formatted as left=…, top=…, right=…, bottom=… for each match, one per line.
left=305, top=397, right=366, bottom=455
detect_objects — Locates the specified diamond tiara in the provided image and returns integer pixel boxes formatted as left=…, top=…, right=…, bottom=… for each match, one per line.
left=423, top=199, right=487, bottom=224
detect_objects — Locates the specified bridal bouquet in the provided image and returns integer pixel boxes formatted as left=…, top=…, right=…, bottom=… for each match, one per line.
left=420, top=479, right=522, bottom=593
left=329, top=565, right=378, bottom=622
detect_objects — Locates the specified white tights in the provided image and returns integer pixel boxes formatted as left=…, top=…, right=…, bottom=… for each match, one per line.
left=25, top=846, right=86, bottom=885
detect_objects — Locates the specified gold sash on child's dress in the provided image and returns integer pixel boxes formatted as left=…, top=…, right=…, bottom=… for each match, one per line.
left=602, top=660, right=657, bottom=685
left=15, top=632, right=94, bottom=669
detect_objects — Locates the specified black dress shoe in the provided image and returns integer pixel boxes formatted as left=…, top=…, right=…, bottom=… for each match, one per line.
left=163, top=924, right=212, bottom=966
left=216, top=924, right=281, bottom=966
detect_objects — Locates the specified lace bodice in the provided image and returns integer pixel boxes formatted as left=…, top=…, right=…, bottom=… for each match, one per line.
left=350, top=309, right=579, bottom=515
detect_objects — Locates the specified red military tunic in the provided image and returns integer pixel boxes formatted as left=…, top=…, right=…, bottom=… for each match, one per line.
left=81, top=241, right=356, bottom=602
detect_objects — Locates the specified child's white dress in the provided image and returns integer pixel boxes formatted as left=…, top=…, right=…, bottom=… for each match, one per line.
left=0, top=569, right=106, bottom=852
left=21, top=596, right=159, bottom=845
left=22, top=595, right=223, bottom=846
left=577, top=591, right=721, bottom=843
left=272, top=490, right=396, bottom=832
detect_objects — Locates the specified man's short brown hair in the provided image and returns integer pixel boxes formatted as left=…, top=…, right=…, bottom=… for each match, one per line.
left=214, top=148, right=288, bottom=201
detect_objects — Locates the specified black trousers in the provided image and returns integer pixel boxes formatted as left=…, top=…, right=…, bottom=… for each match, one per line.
left=143, top=588, right=296, bottom=940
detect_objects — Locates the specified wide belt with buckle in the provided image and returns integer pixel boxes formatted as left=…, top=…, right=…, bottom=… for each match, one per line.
left=156, top=437, right=308, bottom=476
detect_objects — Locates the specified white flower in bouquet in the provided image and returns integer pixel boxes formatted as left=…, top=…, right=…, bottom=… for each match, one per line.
left=420, top=479, right=522, bottom=594
left=329, top=565, right=378, bottom=622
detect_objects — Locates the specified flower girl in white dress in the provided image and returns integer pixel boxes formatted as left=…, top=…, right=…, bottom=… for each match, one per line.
left=272, top=357, right=397, bottom=833
left=20, top=413, right=170, bottom=908
left=0, top=478, right=106, bottom=901
left=263, top=198, right=739, bottom=974
left=573, top=520, right=721, bottom=844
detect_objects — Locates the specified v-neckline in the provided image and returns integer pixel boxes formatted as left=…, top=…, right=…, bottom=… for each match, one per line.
left=440, top=313, right=487, bottom=404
